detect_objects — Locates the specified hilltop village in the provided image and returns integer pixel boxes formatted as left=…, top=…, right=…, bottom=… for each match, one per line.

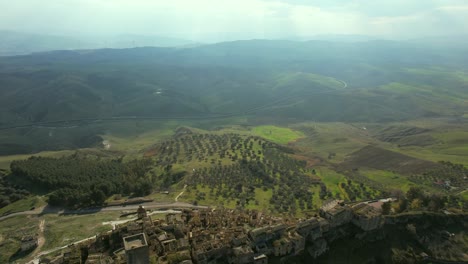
left=37, top=199, right=388, bottom=264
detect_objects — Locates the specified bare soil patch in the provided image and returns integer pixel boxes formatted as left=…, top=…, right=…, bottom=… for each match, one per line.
left=340, top=145, right=440, bottom=174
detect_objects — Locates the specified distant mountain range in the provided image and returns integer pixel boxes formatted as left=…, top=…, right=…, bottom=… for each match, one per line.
left=0, top=30, right=197, bottom=56
left=3, top=30, right=468, bottom=56
left=292, top=34, right=380, bottom=42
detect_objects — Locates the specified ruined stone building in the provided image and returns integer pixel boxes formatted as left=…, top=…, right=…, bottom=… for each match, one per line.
left=319, top=200, right=352, bottom=227
left=123, top=233, right=150, bottom=264
left=351, top=203, right=383, bottom=231
left=41, top=201, right=385, bottom=264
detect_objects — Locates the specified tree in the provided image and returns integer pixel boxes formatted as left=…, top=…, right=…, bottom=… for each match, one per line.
left=134, top=178, right=153, bottom=196
left=406, top=187, right=424, bottom=201
left=381, top=202, right=392, bottom=215
left=90, top=189, right=106, bottom=205
left=427, top=194, right=445, bottom=211
left=410, top=198, right=423, bottom=210
left=396, top=198, right=408, bottom=213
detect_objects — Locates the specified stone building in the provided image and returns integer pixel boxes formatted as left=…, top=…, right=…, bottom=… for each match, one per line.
left=47, top=206, right=380, bottom=264
left=123, top=233, right=150, bottom=264
left=248, top=224, right=287, bottom=245
left=307, top=238, right=328, bottom=258
left=229, top=245, right=254, bottom=264
left=272, top=237, right=292, bottom=257
left=296, top=218, right=322, bottom=240
left=351, top=203, right=383, bottom=231
left=137, top=205, right=147, bottom=219
left=319, top=200, right=352, bottom=227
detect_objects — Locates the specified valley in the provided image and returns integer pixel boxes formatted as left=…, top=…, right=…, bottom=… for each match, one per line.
left=0, top=39, right=467, bottom=263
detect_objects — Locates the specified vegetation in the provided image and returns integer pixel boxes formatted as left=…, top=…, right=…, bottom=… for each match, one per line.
left=359, top=169, right=414, bottom=192
left=0, top=211, right=127, bottom=262
left=251, top=125, right=304, bottom=144
left=0, top=196, right=45, bottom=216
left=42, top=212, right=121, bottom=250
left=146, top=132, right=319, bottom=213
left=9, top=155, right=154, bottom=208
left=0, top=169, right=31, bottom=210
left=0, top=215, right=39, bottom=263
left=1, top=37, right=468, bottom=264
left=1, top=40, right=468, bottom=155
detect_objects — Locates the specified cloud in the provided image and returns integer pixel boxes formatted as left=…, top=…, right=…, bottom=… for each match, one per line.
left=368, top=4, right=468, bottom=38
left=0, top=0, right=467, bottom=40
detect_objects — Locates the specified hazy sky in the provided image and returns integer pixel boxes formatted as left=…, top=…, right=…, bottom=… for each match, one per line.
left=1, top=0, right=468, bottom=41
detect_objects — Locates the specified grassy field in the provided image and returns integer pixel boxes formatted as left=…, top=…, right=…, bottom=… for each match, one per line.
left=42, top=212, right=122, bottom=250
left=316, top=167, right=346, bottom=197
left=147, top=191, right=178, bottom=203
left=359, top=169, right=415, bottom=192
left=0, top=196, right=46, bottom=215
left=290, top=120, right=468, bottom=169
left=396, top=144, right=468, bottom=167
left=251, top=125, right=304, bottom=144
left=179, top=184, right=238, bottom=209
left=292, top=122, right=375, bottom=163
left=460, top=191, right=468, bottom=201
left=380, top=121, right=468, bottom=166
left=101, top=122, right=177, bottom=157
left=395, top=127, right=468, bottom=166
left=3, top=212, right=178, bottom=263
left=0, top=215, right=39, bottom=263
left=244, top=188, right=273, bottom=211
left=0, top=210, right=151, bottom=262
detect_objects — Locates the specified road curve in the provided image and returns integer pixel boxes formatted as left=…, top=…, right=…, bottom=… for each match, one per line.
left=338, top=79, right=348, bottom=88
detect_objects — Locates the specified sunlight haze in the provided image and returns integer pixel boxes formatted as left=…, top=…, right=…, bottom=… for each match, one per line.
left=1, top=0, right=468, bottom=41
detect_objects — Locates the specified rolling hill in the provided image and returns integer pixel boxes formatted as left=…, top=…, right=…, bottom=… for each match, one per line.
left=0, top=39, right=468, bottom=154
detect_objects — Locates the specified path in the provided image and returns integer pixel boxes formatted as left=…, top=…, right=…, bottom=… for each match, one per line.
left=102, top=209, right=182, bottom=229
left=0, top=201, right=207, bottom=222
left=453, top=188, right=467, bottom=196
left=28, top=235, right=96, bottom=264
left=27, top=219, right=45, bottom=263
left=27, top=208, right=187, bottom=263
left=0, top=206, right=46, bottom=221
left=175, top=184, right=187, bottom=202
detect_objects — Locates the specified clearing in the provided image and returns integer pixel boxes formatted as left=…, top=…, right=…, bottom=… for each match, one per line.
left=252, top=125, right=304, bottom=144
left=340, top=145, right=440, bottom=175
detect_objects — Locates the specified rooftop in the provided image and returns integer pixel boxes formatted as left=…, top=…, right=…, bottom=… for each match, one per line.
left=326, top=205, right=348, bottom=216
left=352, top=203, right=381, bottom=217
left=123, top=233, right=148, bottom=250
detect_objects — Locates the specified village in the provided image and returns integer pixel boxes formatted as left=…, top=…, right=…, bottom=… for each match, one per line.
left=28, top=199, right=386, bottom=264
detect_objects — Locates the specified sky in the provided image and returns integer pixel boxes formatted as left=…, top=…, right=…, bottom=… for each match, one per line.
left=1, top=0, right=468, bottom=41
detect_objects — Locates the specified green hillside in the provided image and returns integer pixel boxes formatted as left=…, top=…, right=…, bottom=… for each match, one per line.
left=0, top=40, right=468, bottom=154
